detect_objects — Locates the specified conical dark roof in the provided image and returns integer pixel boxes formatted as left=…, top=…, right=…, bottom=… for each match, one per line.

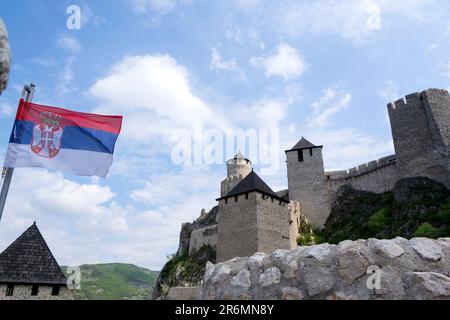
left=0, top=223, right=67, bottom=285
left=217, top=171, right=289, bottom=202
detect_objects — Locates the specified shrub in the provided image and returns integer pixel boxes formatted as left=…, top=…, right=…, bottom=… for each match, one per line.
left=297, top=230, right=325, bottom=246
left=367, top=208, right=392, bottom=234
left=414, top=222, right=439, bottom=238
left=438, top=203, right=450, bottom=223
left=297, top=215, right=325, bottom=246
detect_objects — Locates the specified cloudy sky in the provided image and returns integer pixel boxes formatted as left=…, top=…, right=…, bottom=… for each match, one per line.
left=0, top=0, right=450, bottom=270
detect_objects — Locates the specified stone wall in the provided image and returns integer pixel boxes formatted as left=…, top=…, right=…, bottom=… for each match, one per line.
left=286, top=147, right=330, bottom=229
left=288, top=201, right=300, bottom=250
left=325, top=158, right=399, bottom=200
left=167, top=286, right=202, bottom=300
left=189, top=225, right=218, bottom=256
left=221, top=175, right=246, bottom=198
left=217, top=193, right=259, bottom=263
left=0, top=18, right=10, bottom=95
left=388, top=90, right=450, bottom=189
left=216, top=192, right=292, bottom=263
left=202, top=238, right=450, bottom=300
left=0, top=284, right=72, bottom=300
left=256, top=194, right=291, bottom=254
left=421, top=89, right=450, bottom=188
left=220, top=156, right=252, bottom=197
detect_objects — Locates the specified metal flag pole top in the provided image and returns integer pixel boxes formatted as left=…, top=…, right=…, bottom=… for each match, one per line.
left=0, top=84, right=35, bottom=223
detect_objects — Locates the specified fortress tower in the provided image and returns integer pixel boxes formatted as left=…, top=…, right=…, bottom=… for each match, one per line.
left=220, top=151, right=252, bottom=197
left=216, top=170, right=291, bottom=262
left=388, top=89, right=450, bottom=188
left=285, top=138, right=330, bottom=229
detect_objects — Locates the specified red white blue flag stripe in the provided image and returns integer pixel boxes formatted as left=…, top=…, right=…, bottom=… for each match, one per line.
left=3, top=99, right=123, bottom=178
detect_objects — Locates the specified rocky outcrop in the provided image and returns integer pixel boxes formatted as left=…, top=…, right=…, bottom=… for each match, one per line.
left=323, top=177, right=450, bottom=243
left=202, top=238, right=450, bottom=300
left=0, top=18, right=10, bottom=95
left=153, top=207, right=218, bottom=299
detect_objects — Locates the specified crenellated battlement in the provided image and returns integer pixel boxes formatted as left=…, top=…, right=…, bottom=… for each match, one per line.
left=387, top=92, right=422, bottom=112
left=220, top=174, right=247, bottom=197
left=325, top=155, right=397, bottom=181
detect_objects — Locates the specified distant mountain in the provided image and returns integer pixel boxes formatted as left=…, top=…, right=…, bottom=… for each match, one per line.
left=63, top=263, right=159, bottom=300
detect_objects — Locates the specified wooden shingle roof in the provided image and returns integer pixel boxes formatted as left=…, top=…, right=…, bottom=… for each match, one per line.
left=0, top=223, right=67, bottom=285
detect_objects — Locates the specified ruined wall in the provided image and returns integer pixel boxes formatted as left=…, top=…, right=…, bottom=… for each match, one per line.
left=0, top=284, right=72, bottom=300
left=216, top=193, right=259, bottom=263
left=325, top=155, right=399, bottom=200
left=189, top=225, right=218, bottom=256
left=286, top=147, right=330, bottom=229
left=202, top=238, right=450, bottom=300
left=0, top=18, right=10, bottom=95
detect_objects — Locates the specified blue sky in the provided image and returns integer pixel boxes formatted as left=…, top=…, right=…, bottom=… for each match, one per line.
left=0, top=0, right=450, bottom=270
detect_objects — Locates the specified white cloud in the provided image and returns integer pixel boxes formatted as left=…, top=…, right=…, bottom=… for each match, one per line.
left=378, top=80, right=399, bottom=102
left=128, top=0, right=192, bottom=14
left=425, top=43, right=438, bottom=54
left=308, top=127, right=394, bottom=171
left=55, top=57, right=76, bottom=95
left=57, top=35, right=82, bottom=53
left=279, top=86, right=395, bottom=170
left=234, top=98, right=290, bottom=130
left=440, top=59, right=450, bottom=78
left=88, top=54, right=229, bottom=151
left=31, top=57, right=57, bottom=67
left=80, top=4, right=106, bottom=27
left=233, top=0, right=261, bottom=10
left=0, top=101, right=14, bottom=118
left=225, top=26, right=243, bottom=44
left=209, top=47, right=245, bottom=79
left=130, top=165, right=221, bottom=206
left=250, top=43, right=307, bottom=80
left=0, top=167, right=218, bottom=269
left=236, top=0, right=437, bottom=43
left=307, top=87, right=352, bottom=128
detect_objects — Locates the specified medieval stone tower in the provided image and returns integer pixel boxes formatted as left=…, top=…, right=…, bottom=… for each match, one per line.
left=388, top=89, right=450, bottom=188
left=216, top=170, right=291, bottom=263
left=220, top=151, right=252, bottom=197
left=285, top=138, right=331, bottom=229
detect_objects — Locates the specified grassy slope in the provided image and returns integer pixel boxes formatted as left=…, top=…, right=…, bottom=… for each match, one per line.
left=64, top=263, right=159, bottom=300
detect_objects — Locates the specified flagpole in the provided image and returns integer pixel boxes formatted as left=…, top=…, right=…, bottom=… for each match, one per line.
left=0, top=84, right=35, bottom=223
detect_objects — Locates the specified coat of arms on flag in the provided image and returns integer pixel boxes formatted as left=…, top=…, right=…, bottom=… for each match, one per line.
left=31, top=112, right=64, bottom=159
left=3, top=98, right=123, bottom=178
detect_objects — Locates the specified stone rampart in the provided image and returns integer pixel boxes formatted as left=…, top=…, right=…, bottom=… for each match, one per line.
left=202, top=238, right=450, bottom=300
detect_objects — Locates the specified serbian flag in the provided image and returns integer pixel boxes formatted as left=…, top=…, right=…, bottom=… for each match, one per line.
left=3, top=99, right=122, bottom=178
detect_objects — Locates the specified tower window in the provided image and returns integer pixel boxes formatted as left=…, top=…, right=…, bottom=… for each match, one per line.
left=297, top=150, right=304, bottom=162
left=6, top=284, right=14, bottom=296
left=245, top=193, right=249, bottom=199
left=309, top=148, right=313, bottom=156
left=31, top=284, right=39, bottom=296
left=52, top=285, right=60, bottom=296
left=234, top=196, right=238, bottom=202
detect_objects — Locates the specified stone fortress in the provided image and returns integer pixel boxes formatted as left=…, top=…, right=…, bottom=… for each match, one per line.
left=185, top=88, right=450, bottom=263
